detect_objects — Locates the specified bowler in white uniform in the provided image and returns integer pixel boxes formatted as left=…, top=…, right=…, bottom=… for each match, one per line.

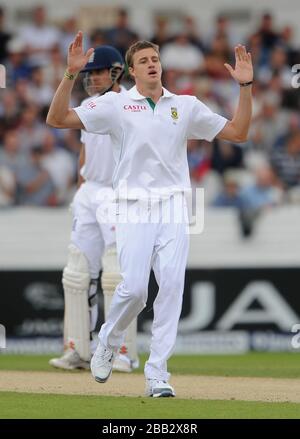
left=47, top=32, right=253, bottom=397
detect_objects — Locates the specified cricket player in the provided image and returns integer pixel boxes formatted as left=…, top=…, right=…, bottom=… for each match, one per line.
left=49, top=45, right=139, bottom=373
left=47, top=32, right=253, bottom=397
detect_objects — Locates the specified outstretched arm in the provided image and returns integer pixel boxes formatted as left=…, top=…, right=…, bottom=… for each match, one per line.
left=217, top=45, right=253, bottom=143
left=46, top=31, right=94, bottom=129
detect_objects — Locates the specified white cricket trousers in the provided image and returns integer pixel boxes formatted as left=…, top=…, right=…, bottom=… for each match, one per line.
left=71, top=181, right=115, bottom=278
left=99, top=198, right=189, bottom=381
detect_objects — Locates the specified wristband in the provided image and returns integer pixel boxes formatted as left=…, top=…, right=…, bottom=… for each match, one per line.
left=239, top=81, right=253, bottom=87
left=64, top=70, right=78, bottom=80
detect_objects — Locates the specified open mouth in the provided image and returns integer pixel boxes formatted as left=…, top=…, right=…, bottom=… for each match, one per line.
left=148, top=71, right=157, bottom=77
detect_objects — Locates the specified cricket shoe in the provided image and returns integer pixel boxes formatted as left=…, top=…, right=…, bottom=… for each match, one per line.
left=112, top=345, right=140, bottom=372
left=131, top=358, right=140, bottom=369
left=91, top=342, right=116, bottom=383
left=113, top=353, right=133, bottom=373
left=145, top=379, right=176, bottom=398
left=49, top=349, right=90, bottom=370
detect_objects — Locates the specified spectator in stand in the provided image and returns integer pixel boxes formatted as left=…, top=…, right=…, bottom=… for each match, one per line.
left=188, top=139, right=211, bottom=183
left=160, top=31, right=205, bottom=73
left=182, top=16, right=204, bottom=51
left=5, top=39, right=31, bottom=86
left=204, top=35, right=233, bottom=80
left=17, top=104, right=47, bottom=154
left=239, top=164, right=282, bottom=236
left=0, top=91, right=21, bottom=138
left=188, top=139, right=223, bottom=205
left=249, top=91, right=288, bottom=153
left=271, top=130, right=300, bottom=193
left=151, top=16, right=171, bottom=48
left=16, top=146, right=55, bottom=206
left=0, top=6, right=11, bottom=63
left=213, top=165, right=281, bottom=237
left=211, top=138, right=244, bottom=175
left=256, top=13, right=279, bottom=52
left=40, top=130, right=75, bottom=204
left=247, top=33, right=264, bottom=68
left=205, top=14, right=241, bottom=51
left=257, top=45, right=292, bottom=89
left=0, top=165, right=15, bottom=207
left=18, top=5, right=60, bottom=67
left=162, top=68, right=198, bottom=95
left=252, top=12, right=280, bottom=67
left=273, top=112, right=300, bottom=150
left=0, top=129, right=27, bottom=173
left=59, top=17, right=90, bottom=58
left=194, top=77, right=225, bottom=116
left=213, top=171, right=244, bottom=208
left=14, top=78, right=34, bottom=108
left=160, top=18, right=205, bottom=95
left=105, top=8, right=138, bottom=58
left=279, top=25, right=300, bottom=66
left=27, top=66, right=54, bottom=107
left=0, top=129, right=25, bottom=206
left=240, top=164, right=282, bottom=209
left=42, top=45, right=66, bottom=90
left=90, top=29, right=108, bottom=47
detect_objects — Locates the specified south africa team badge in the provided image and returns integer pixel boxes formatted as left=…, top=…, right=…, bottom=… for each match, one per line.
left=171, top=107, right=178, bottom=120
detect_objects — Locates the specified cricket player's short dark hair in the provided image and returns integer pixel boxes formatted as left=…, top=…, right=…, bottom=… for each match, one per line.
left=125, top=40, right=160, bottom=68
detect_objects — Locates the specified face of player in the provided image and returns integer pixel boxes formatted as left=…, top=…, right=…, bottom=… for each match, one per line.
left=129, top=48, right=162, bottom=86
left=83, top=69, right=112, bottom=96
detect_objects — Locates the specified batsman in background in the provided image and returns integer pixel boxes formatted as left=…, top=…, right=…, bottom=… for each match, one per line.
left=49, top=46, right=139, bottom=372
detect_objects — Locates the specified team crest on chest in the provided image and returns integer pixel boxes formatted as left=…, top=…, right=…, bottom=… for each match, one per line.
left=171, top=107, right=178, bottom=120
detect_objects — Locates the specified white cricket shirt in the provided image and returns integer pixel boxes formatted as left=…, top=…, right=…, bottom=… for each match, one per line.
left=74, top=86, right=227, bottom=198
left=79, top=86, right=127, bottom=186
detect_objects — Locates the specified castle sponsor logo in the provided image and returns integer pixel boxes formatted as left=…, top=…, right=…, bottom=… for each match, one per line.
left=124, top=104, right=147, bottom=112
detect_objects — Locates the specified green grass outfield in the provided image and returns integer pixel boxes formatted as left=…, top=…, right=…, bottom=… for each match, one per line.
left=0, top=352, right=299, bottom=378
left=0, top=353, right=299, bottom=419
left=1, top=392, right=300, bottom=419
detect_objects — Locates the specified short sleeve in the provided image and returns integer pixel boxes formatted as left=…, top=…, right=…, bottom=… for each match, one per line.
left=187, top=96, right=228, bottom=141
left=74, top=92, right=119, bottom=135
left=80, top=130, right=87, bottom=144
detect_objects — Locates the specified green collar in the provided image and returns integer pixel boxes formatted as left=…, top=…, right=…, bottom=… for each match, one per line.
left=146, top=97, right=156, bottom=111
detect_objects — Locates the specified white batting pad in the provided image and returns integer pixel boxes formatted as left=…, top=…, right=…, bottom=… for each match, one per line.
left=63, top=244, right=91, bottom=361
left=102, top=245, right=121, bottom=320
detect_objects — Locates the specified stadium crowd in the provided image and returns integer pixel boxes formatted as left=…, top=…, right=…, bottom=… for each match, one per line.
left=0, top=5, right=300, bottom=234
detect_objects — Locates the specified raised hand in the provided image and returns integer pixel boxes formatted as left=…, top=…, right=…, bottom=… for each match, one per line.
left=224, top=45, right=253, bottom=84
left=67, top=31, right=94, bottom=75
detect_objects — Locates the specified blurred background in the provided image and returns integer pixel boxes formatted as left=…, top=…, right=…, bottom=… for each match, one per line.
left=0, top=0, right=299, bottom=355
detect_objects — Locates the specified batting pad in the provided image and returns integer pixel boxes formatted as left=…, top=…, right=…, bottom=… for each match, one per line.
left=63, top=244, right=91, bottom=361
left=102, top=245, right=122, bottom=319
left=102, top=245, right=138, bottom=362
